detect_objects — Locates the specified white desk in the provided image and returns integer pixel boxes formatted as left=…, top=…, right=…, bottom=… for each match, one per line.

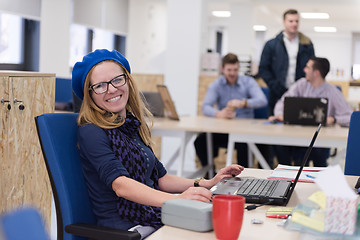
left=147, top=168, right=358, bottom=240
left=225, top=120, right=349, bottom=168
left=152, top=116, right=349, bottom=176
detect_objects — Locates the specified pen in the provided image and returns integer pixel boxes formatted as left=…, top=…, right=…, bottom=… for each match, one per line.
left=266, top=214, right=289, bottom=219
left=306, top=174, right=316, bottom=179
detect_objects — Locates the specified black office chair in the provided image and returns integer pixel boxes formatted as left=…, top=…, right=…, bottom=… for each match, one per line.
left=35, top=113, right=141, bottom=240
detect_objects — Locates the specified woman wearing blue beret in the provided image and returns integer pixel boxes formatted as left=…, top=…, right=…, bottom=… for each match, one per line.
left=72, top=49, right=244, bottom=238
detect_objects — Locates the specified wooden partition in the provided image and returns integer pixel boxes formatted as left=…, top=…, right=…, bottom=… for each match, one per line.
left=0, top=71, right=55, bottom=230
left=132, top=73, right=164, bottom=91
left=132, top=73, right=164, bottom=159
left=328, top=80, right=349, bottom=98
left=197, top=76, right=218, bottom=115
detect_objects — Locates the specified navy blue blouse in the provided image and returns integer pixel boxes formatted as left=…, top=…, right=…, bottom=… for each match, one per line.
left=78, top=123, right=167, bottom=230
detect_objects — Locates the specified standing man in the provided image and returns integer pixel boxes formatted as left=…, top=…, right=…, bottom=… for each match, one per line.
left=258, top=9, right=315, bottom=115
left=269, top=57, right=353, bottom=167
left=194, top=53, right=272, bottom=169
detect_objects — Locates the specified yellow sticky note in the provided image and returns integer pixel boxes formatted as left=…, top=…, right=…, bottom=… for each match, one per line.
left=308, top=191, right=327, bottom=209
left=266, top=207, right=293, bottom=215
left=291, top=211, right=325, bottom=232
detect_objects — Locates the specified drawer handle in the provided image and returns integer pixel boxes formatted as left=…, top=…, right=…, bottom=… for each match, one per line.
left=13, top=98, right=25, bottom=111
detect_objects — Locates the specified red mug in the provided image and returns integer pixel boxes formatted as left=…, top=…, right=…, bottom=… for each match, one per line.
left=212, top=195, right=245, bottom=240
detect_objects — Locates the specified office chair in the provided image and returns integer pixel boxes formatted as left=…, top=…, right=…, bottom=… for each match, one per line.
left=254, top=87, right=269, bottom=119
left=0, top=207, right=50, bottom=240
left=344, top=111, right=360, bottom=176
left=35, top=113, right=141, bottom=240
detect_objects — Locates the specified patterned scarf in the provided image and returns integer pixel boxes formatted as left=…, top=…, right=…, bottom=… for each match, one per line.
left=104, top=114, right=163, bottom=229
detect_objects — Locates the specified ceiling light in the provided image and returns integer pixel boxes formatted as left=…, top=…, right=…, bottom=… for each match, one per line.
left=300, top=12, right=330, bottom=19
left=314, top=26, right=337, bottom=33
left=212, top=11, right=231, bottom=18
left=253, top=25, right=267, bottom=31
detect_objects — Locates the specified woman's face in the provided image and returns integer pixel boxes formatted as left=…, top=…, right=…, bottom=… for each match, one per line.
left=89, top=61, right=129, bottom=117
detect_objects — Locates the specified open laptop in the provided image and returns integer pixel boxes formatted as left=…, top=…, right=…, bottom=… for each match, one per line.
left=210, top=124, right=322, bottom=206
left=157, top=85, right=180, bottom=120
left=284, top=97, right=328, bottom=126
left=142, top=91, right=165, bottom=117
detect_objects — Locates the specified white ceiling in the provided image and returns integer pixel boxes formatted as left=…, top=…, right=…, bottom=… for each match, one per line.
left=208, top=0, right=360, bottom=34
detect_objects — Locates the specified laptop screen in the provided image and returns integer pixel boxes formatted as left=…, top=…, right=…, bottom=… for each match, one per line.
left=284, top=97, right=328, bottom=126
left=285, top=124, right=322, bottom=203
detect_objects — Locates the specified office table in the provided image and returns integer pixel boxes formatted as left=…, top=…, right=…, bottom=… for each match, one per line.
left=225, top=118, right=349, bottom=168
left=147, top=168, right=358, bottom=240
left=151, top=116, right=349, bottom=176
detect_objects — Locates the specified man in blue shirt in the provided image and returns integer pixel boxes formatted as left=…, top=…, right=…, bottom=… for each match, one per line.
left=194, top=53, right=272, bottom=169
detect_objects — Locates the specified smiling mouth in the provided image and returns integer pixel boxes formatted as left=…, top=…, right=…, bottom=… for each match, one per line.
left=107, top=96, right=121, bottom=102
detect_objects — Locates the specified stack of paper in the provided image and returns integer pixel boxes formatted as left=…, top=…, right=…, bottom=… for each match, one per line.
left=268, top=164, right=326, bottom=183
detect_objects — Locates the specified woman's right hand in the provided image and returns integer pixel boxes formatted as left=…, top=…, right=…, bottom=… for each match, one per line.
left=177, top=187, right=213, bottom=203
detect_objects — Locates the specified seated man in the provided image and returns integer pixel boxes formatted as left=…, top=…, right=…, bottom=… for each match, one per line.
left=194, top=53, right=272, bottom=169
left=269, top=57, right=353, bottom=167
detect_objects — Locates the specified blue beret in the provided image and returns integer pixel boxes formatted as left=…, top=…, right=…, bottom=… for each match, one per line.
left=72, top=49, right=131, bottom=100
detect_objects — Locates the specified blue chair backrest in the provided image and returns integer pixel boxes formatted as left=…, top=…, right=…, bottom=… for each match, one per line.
left=35, top=113, right=96, bottom=240
left=56, top=78, right=73, bottom=103
left=0, top=207, right=50, bottom=240
left=344, top=111, right=360, bottom=176
left=254, top=87, right=269, bottom=119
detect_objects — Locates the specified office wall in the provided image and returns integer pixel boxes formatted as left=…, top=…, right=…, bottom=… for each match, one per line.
left=309, top=33, right=352, bottom=81
left=73, top=0, right=128, bottom=35
left=39, top=0, right=71, bottom=77
left=0, top=0, right=40, bottom=20
left=127, top=0, right=167, bottom=74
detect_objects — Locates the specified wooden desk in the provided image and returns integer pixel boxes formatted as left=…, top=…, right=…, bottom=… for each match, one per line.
left=147, top=168, right=358, bottom=240
left=152, top=116, right=349, bottom=176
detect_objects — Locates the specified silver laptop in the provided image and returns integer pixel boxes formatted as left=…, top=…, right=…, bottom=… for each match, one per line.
left=210, top=124, right=322, bottom=206
left=284, top=97, right=328, bottom=126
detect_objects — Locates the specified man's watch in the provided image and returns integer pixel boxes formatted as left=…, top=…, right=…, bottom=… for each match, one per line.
left=194, top=177, right=204, bottom=187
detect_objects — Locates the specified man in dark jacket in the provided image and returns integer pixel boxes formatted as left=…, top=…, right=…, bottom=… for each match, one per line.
left=258, top=9, right=315, bottom=115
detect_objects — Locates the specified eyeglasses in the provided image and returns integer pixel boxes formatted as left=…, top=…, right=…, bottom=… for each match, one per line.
left=89, top=74, right=127, bottom=94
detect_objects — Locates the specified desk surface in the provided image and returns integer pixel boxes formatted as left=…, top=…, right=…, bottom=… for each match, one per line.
left=147, top=168, right=358, bottom=240
left=153, top=116, right=348, bottom=143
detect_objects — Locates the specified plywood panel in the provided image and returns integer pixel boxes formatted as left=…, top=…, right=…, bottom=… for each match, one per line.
left=0, top=74, right=55, bottom=230
left=328, top=80, right=349, bottom=98
left=132, top=73, right=164, bottom=159
left=0, top=76, right=10, bottom=215
left=197, top=76, right=218, bottom=115
left=132, top=73, right=164, bottom=92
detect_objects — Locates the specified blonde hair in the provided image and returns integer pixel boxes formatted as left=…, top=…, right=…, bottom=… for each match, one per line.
left=77, top=60, right=154, bottom=147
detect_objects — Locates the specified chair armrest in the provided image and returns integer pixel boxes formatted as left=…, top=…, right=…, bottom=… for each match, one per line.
left=65, top=223, right=141, bottom=240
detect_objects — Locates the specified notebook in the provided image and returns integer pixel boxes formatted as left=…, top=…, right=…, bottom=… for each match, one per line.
left=283, top=97, right=328, bottom=126
left=210, top=124, right=322, bottom=206
left=157, top=85, right=180, bottom=120
left=142, top=91, right=165, bottom=117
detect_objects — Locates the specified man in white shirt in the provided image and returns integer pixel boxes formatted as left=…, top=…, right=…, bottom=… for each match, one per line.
left=259, top=9, right=315, bottom=115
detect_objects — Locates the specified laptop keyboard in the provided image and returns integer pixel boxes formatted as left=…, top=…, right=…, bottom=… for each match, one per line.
left=237, top=178, right=280, bottom=197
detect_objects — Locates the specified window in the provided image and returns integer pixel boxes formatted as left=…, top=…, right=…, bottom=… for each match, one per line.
left=0, top=13, right=23, bottom=64
left=69, top=24, right=126, bottom=69
left=92, top=28, right=115, bottom=51
left=69, top=24, right=89, bottom=68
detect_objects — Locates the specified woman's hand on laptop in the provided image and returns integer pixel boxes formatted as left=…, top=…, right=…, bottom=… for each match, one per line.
left=177, top=187, right=213, bottom=203
left=207, top=164, right=244, bottom=188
